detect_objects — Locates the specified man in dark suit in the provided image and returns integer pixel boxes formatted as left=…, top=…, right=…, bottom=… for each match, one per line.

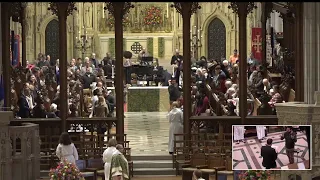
left=261, top=138, right=277, bottom=169
left=170, top=50, right=183, bottom=85
left=82, top=68, right=96, bottom=89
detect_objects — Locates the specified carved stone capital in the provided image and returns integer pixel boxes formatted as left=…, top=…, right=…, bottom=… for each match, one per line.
left=48, top=2, right=77, bottom=18
left=228, top=2, right=257, bottom=17
left=104, top=2, right=134, bottom=20
left=10, top=2, right=27, bottom=23
left=171, top=2, right=201, bottom=17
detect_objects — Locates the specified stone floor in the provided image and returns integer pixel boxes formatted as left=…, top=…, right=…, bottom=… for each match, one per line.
left=124, top=112, right=169, bottom=155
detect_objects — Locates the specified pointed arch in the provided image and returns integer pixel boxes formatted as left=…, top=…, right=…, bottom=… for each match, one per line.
left=45, top=19, right=59, bottom=62
left=39, top=15, right=58, bottom=53
left=202, top=13, right=233, bottom=59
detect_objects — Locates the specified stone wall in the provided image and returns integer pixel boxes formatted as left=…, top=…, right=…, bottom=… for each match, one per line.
left=11, top=2, right=261, bottom=65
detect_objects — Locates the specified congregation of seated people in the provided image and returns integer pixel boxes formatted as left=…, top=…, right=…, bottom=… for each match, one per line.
left=175, top=49, right=287, bottom=117
left=12, top=52, right=118, bottom=120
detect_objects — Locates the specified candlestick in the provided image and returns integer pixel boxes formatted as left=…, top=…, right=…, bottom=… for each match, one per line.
left=166, top=3, right=169, bottom=17
left=172, top=66, right=175, bottom=77
left=111, top=65, right=115, bottom=78
left=78, top=30, right=80, bottom=39
left=193, top=26, right=197, bottom=34
left=102, top=6, right=105, bottom=18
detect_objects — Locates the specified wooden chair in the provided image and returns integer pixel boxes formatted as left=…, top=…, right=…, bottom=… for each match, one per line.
left=173, top=146, right=190, bottom=176
left=216, top=156, right=234, bottom=180
left=86, top=158, right=105, bottom=180
left=206, top=133, right=219, bottom=141
left=76, top=160, right=95, bottom=180
left=182, top=153, right=208, bottom=169
left=223, top=133, right=232, bottom=140
left=181, top=153, right=209, bottom=179
left=205, top=146, right=222, bottom=155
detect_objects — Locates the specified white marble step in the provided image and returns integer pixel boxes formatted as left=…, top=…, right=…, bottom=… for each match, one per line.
left=131, top=155, right=172, bottom=161
left=133, top=168, right=175, bottom=176
left=133, top=160, right=172, bottom=169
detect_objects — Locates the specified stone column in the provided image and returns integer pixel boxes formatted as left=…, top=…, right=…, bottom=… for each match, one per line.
left=294, top=3, right=304, bottom=102
left=1, top=3, right=11, bottom=108
left=261, top=2, right=267, bottom=67
left=182, top=4, right=192, bottom=136
left=49, top=3, right=77, bottom=131
left=232, top=3, right=252, bottom=123
left=173, top=2, right=200, bottom=135
left=20, top=5, right=26, bottom=67
left=303, top=2, right=318, bottom=104
left=114, top=3, right=125, bottom=141
left=58, top=4, right=68, bottom=132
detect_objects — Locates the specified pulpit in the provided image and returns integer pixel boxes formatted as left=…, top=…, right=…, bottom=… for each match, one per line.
left=0, top=111, right=40, bottom=180
left=275, top=91, right=320, bottom=179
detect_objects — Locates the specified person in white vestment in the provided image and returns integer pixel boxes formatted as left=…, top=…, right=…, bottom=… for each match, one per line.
left=168, top=101, right=184, bottom=154
left=108, top=144, right=129, bottom=180
left=56, top=132, right=79, bottom=165
left=103, top=139, right=121, bottom=180
left=234, top=126, right=245, bottom=144
left=256, top=125, right=266, bottom=142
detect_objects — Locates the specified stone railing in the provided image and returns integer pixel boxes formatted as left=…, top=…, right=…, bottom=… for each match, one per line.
left=275, top=91, right=320, bottom=179
left=0, top=111, right=40, bottom=180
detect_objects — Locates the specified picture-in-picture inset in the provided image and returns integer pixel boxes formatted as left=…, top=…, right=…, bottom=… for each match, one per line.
left=232, top=125, right=311, bottom=170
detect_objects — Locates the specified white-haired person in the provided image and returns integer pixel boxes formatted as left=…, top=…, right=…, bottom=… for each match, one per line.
left=46, top=103, right=58, bottom=118
left=195, top=68, right=205, bottom=82
left=225, top=80, right=233, bottom=90
left=90, top=53, right=99, bottom=68
left=109, top=144, right=130, bottom=180
left=225, top=87, right=236, bottom=99
left=263, top=78, right=271, bottom=93
left=81, top=57, right=94, bottom=75
left=168, top=101, right=183, bottom=154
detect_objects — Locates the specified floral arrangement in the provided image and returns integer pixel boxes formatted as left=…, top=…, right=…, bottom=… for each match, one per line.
left=143, top=6, right=163, bottom=27
left=49, top=160, right=83, bottom=180
left=107, top=15, right=130, bottom=27
left=238, top=170, right=271, bottom=180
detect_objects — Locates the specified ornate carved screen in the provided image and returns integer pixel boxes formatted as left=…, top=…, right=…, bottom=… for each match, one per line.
left=207, top=18, right=226, bottom=61
left=45, top=19, right=59, bottom=62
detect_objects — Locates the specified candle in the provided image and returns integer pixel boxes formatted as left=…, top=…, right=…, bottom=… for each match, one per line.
left=102, top=6, right=105, bottom=18
left=166, top=3, right=169, bottom=17
left=112, top=65, right=114, bottom=78
left=172, top=66, right=175, bottom=77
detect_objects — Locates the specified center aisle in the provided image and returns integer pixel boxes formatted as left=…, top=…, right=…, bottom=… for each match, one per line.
left=124, top=112, right=169, bottom=155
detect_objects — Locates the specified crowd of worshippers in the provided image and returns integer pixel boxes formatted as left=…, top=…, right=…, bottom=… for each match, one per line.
left=11, top=52, right=119, bottom=119
left=168, top=49, right=286, bottom=117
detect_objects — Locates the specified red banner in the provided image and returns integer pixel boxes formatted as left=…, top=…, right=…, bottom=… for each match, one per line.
left=251, top=28, right=262, bottom=61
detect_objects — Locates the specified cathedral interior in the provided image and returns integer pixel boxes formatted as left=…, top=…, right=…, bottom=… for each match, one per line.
left=1, top=2, right=320, bottom=180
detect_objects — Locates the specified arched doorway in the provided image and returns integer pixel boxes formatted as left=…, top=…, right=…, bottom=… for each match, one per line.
left=45, top=19, right=59, bottom=63
left=207, top=18, right=226, bottom=61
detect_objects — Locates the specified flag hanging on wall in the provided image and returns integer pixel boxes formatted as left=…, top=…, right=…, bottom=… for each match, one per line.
left=10, top=35, right=20, bottom=67
left=251, top=28, right=262, bottom=62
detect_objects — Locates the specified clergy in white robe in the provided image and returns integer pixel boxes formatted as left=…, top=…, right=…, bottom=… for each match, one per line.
left=234, top=126, right=245, bottom=141
left=256, top=126, right=266, bottom=140
left=103, top=139, right=121, bottom=180
left=168, top=101, right=184, bottom=153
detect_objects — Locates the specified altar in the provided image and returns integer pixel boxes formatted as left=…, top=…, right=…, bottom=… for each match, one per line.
left=108, top=86, right=169, bottom=112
